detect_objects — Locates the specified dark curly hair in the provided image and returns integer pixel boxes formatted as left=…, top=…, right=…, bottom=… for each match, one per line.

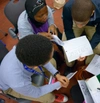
left=16, top=35, right=53, bottom=66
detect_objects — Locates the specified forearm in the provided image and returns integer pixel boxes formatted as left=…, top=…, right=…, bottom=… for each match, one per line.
left=43, top=62, right=58, bottom=75
left=13, top=82, right=61, bottom=98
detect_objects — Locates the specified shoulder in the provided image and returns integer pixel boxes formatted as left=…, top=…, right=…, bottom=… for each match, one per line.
left=63, top=0, right=74, bottom=10
left=18, top=10, right=30, bottom=25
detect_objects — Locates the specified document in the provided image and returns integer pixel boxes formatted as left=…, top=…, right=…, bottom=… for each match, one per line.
left=66, top=71, right=77, bottom=80
left=86, top=55, right=100, bottom=75
left=51, top=35, right=93, bottom=62
left=62, top=36, right=93, bottom=62
left=78, top=80, right=94, bottom=103
left=51, top=35, right=64, bottom=46
left=85, top=76, right=100, bottom=103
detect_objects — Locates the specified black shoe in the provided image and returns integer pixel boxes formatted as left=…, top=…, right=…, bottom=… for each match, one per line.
left=64, top=67, right=73, bottom=76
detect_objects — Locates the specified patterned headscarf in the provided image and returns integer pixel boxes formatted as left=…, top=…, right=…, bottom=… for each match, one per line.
left=25, top=0, right=46, bottom=18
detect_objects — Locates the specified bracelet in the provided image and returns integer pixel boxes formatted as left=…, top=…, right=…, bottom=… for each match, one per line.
left=54, top=71, right=59, bottom=77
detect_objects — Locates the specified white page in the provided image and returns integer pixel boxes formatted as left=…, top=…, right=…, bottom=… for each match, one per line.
left=78, top=80, right=94, bottom=103
left=86, top=55, right=100, bottom=75
left=89, top=90, right=100, bottom=103
left=66, top=71, right=77, bottom=80
left=85, top=79, right=100, bottom=103
left=51, top=35, right=64, bottom=46
left=62, top=36, right=93, bottom=62
left=85, top=76, right=100, bottom=91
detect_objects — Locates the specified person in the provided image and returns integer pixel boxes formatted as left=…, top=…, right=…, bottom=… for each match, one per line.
left=18, top=0, right=64, bottom=67
left=63, top=0, right=100, bottom=65
left=0, top=35, right=69, bottom=103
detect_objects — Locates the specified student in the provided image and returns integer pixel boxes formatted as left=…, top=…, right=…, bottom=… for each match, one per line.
left=0, top=35, right=69, bottom=103
left=63, top=0, right=100, bottom=64
left=18, top=0, right=64, bottom=68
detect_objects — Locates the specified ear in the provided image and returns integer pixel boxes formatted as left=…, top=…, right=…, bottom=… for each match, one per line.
left=91, top=10, right=95, bottom=16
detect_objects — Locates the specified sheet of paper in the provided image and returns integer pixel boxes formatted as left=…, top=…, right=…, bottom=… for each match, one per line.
left=66, top=71, right=77, bottom=80
left=89, top=90, right=100, bottom=103
left=62, top=36, right=93, bottom=62
left=85, top=79, right=100, bottom=103
left=85, top=76, right=100, bottom=91
left=51, top=35, right=64, bottom=46
left=78, top=80, right=94, bottom=103
left=86, top=55, right=100, bottom=75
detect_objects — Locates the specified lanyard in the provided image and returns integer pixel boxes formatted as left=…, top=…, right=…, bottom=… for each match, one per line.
left=23, top=64, right=49, bottom=79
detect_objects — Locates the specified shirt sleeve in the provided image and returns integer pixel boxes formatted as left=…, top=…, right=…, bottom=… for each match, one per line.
left=13, top=81, right=61, bottom=98
left=90, top=23, right=100, bottom=49
left=47, top=6, right=54, bottom=26
left=43, top=62, right=58, bottom=75
left=63, top=1, right=75, bottom=40
left=18, top=11, right=35, bottom=39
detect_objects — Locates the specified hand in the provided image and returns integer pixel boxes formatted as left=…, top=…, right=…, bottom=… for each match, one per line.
left=56, top=74, right=69, bottom=88
left=77, top=56, right=86, bottom=61
left=48, top=24, right=58, bottom=35
left=39, top=32, right=53, bottom=40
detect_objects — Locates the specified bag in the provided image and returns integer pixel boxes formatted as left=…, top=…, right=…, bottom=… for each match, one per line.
left=0, top=93, right=18, bottom=103
left=70, top=84, right=84, bottom=103
left=53, top=0, right=66, bottom=9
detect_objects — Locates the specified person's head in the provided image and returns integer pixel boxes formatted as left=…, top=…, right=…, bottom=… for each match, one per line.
left=72, top=0, right=95, bottom=28
left=25, top=0, right=48, bottom=23
left=16, top=35, right=53, bottom=67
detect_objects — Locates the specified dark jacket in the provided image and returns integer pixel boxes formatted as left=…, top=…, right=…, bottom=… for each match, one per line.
left=63, top=0, right=100, bottom=49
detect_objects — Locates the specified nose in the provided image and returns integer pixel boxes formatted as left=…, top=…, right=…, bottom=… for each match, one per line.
left=42, top=14, right=47, bottom=21
left=76, top=24, right=85, bottom=28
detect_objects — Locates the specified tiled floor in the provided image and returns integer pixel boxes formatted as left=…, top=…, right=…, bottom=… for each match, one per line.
left=0, top=0, right=84, bottom=103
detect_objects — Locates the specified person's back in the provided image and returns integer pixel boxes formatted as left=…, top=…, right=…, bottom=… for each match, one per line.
left=0, top=35, right=69, bottom=103
left=63, top=0, right=100, bottom=64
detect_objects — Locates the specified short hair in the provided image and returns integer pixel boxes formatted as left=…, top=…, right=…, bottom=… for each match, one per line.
left=16, top=35, right=53, bottom=66
left=72, top=0, right=95, bottom=22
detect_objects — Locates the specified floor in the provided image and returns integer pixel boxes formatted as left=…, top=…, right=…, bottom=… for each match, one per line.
left=0, top=0, right=85, bottom=103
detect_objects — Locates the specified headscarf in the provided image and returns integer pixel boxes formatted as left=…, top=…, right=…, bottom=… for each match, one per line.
left=25, top=0, right=47, bottom=27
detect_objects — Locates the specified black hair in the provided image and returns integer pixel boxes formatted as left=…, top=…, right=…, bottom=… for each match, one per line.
left=16, top=35, right=53, bottom=66
left=72, top=0, right=95, bottom=22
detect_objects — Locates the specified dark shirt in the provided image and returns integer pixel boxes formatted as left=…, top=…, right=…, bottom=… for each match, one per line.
left=63, top=0, right=100, bottom=49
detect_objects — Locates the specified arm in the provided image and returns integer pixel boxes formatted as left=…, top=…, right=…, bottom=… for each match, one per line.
left=17, top=11, right=34, bottom=39
left=47, top=6, right=54, bottom=26
left=13, top=82, right=61, bottom=98
left=43, top=62, right=58, bottom=75
left=63, top=1, right=75, bottom=40
left=90, top=23, right=100, bottom=49
left=43, top=62, right=69, bottom=88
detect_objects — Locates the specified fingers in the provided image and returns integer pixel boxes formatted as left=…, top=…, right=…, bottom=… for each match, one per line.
left=39, top=32, right=53, bottom=40
left=77, top=56, right=86, bottom=61
left=60, top=77, right=69, bottom=88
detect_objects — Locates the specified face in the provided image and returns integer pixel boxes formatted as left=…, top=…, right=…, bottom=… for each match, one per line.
left=34, top=6, right=48, bottom=23
left=28, top=47, right=54, bottom=69
left=74, top=20, right=89, bottom=28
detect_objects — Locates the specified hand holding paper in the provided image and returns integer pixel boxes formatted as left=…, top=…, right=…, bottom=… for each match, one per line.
left=62, top=36, right=93, bottom=62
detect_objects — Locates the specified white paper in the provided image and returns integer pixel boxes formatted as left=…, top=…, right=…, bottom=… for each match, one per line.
left=86, top=55, right=100, bottom=75
left=85, top=76, right=100, bottom=91
left=62, top=36, right=93, bottom=62
left=66, top=71, right=77, bottom=80
left=51, top=35, right=64, bottom=46
left=89, top=90, right=100, bottom=103
left=78, top=80, right=94, bottom=103
left=85, top=78, right=100, bottom=103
